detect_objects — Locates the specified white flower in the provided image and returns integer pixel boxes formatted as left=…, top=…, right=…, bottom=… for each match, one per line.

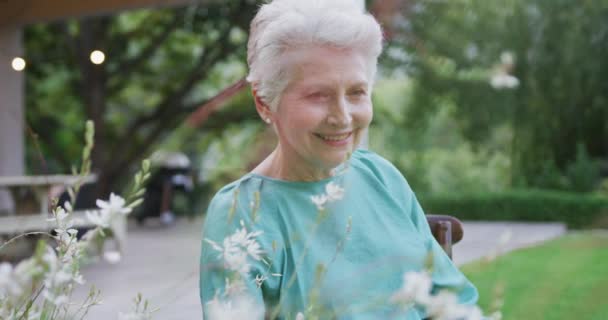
left=487, top=310, right=503, bottom=320
left=47, top=207, right=69, bottom=222
left=40, top=245, right=84, bottom=308
left=73, top=273, right=85, bottom=285
left=86, top=210, right=111, bottom=228
left=391, top=271, right=433, bottom=306
left=425, top=291, right=470, bottom=320
left=224, top=251, right=250, bottom=274
left=490, top=73, right=519, bottom=89
left=87, top=194, right=131, bottom=239
left=500, top=51, right=515, bottom=66
left=43, top=292, right=69, bottom=307
left=47, top=207, right=76, bottom=232
left=254, top=274, right=267, bottom=288
left=103, top=250, right=122, bottom=264
left=205, top=220, right=265, bottom=274
left=325, top=182, right=345, bottom=202
left=296, top=312, right=305, bottom=320
left=25, top=310, right=41, bottom=320
left=310, top=181, right=345, bottom=210
left=224, top=277, right=246, bottom=297
left=206, top=294, right=264, bottom=320
left=96, top=193, right=132, bottom=216
left=9, top=259, right=42, bottom=297
left=60, top=239, right=82, bottom=264
left=53, top=228, right=76, bottom=248
left=229, top=226, right=249, bottom=247
left=246, top=241, right=264, bottom=261
left=310, top=195, right=327, bottom=211
left=391, top=271, right=486, bottom=319
left=42, top=246, right=58, bottom=266
left=64, top=200, right=73, bottom=212
left=0, top=263, right=14, bottom=296
left=467, top=306, right=485, bottom=320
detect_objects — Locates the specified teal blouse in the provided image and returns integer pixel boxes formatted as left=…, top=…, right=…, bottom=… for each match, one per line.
left=200, top=149, right=479, bottom=319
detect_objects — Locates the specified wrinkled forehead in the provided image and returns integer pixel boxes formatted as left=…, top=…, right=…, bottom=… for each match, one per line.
left=279, top=45, right=373, bottom=88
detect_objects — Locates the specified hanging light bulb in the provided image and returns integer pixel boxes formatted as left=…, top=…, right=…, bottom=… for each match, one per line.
left=90, top=50, right=106, bottom=64
left=11, top=57, right=26, bottom=71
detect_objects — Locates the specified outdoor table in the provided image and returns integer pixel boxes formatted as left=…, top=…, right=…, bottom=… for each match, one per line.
left=0, top=174, right=97, bottom=216
left=0, top=174, right=98, bottom=235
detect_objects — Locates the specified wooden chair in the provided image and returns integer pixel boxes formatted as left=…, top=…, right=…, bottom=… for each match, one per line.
left=426, top=214, right=464, bottom=259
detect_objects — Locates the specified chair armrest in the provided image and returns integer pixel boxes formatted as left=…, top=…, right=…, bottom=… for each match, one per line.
left=426, top=214, right=464, bottom=259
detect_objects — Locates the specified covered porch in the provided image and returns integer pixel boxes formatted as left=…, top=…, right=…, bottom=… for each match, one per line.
left=0, top=0, right=197, bottom=213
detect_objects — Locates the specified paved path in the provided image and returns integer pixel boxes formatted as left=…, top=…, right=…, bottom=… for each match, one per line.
left=452, top=221, right=566, bottom=266
left=72, top=218, right=203, bottom=320
left=72, top=218, right=566, bottom=319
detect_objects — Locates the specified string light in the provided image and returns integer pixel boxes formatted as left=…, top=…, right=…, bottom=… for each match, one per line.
left=11, top=57, right=26, bottom=71
left=90, top=50, right=105, bottom=64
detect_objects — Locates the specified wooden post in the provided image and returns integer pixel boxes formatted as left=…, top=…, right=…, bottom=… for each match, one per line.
left=0, top=24, right=24, bottom=215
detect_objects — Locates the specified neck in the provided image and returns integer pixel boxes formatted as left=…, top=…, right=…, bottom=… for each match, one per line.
left=256, top=145, right=336, bottom=182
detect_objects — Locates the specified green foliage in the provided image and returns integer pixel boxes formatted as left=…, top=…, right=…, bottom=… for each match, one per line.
left=370, top=79, right=511, bottom=193
left=387, top=0, right=608, bottom=189
left=416, top=145, right=510, bottom=194
left=462, top=233, right=608, bottom=320
left=419, top=189, right=608, bottom=229
left=565, top=143, right=601, bottom=192
left=528, top=158, right=568, bottom=191
left=23, top=1, right=260, bottom=193
left=199, top=122, right=265, bottom=191
left=148, top=88, right=262, bottom=216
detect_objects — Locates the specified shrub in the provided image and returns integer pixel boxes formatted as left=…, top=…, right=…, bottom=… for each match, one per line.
left=418, top=189, right=608, bottom=229
left=564, top=143, right=601, bottom=192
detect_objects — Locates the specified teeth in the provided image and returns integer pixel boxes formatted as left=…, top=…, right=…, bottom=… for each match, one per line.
left=318, top=133, right=350, bottom=141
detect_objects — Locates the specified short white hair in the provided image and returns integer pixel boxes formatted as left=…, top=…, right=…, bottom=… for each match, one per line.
left=247, top=0, right=383, bottom=111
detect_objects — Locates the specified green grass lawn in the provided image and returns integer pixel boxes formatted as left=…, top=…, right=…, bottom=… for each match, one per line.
left=461, top=232, right=608, bottom=320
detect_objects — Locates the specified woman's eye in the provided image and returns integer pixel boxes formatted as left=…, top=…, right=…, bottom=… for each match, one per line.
left=349, top=89, right=367, bottom=97
left=308, top=92, right=330, bottom=100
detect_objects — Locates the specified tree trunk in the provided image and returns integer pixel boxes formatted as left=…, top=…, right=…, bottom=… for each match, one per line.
left=76, top=18, right=111, bottom=197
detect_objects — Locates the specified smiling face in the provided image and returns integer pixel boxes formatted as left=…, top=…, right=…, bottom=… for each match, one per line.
left=261, top=45, right=374, bottom=179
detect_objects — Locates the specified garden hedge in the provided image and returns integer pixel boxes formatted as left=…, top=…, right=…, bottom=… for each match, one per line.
left=418, top=189, right=608, bottom=229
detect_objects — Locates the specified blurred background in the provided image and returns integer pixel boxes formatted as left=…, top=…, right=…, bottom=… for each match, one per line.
left=1, top=0, right=607, bottom=319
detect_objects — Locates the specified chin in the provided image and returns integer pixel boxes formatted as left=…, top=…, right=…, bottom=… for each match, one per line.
left=320, top=148, right=353, bottom=168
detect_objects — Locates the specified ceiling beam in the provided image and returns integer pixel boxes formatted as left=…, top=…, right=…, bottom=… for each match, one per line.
left=0, top=0, right=200, bottom=26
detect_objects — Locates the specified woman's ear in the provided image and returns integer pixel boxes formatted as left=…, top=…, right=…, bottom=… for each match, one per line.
left=252, top=88, right=273, bottom=124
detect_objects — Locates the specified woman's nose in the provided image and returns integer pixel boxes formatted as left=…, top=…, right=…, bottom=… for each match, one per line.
left=326, top=98, right=352, bottom=127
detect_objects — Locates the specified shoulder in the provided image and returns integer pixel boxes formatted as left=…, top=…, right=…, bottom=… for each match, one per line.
left=205, top=179, right=241, bottom=219
left=203, top=177, right=249, bottom=225
left=203, top=175, right=277, bottom=238
left=350, top=149, right=412, bottom=191
left=351, top=149, right=397, bottom=169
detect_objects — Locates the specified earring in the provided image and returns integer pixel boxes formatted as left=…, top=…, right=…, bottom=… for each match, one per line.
left=265, top=118, right=272, bottom=124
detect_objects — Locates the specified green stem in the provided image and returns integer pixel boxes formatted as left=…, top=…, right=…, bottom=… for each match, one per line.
left=0, top=232, right=53, bottom=252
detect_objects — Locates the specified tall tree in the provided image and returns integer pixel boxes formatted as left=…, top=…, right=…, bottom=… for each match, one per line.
left=24, top=1, right=259, bottom=195
left=385, top=0, right=608, bottom=187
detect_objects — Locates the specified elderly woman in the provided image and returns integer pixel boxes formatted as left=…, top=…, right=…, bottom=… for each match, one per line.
left=200, top=1, right=480, bottom=319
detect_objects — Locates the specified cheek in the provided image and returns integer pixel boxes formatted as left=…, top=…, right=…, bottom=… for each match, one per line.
left=290, top=106, right=328, bottom=128
left=354, top=102, right=373, bottom=126
left=278, top=110, right=321, bottom=137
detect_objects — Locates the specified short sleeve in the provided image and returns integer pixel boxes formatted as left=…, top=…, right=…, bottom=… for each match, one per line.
left=360, top=150, right=479, bottom=308
left=199, top=183, right=281, bottom=319
left=407, top=191, right=480, bottom=306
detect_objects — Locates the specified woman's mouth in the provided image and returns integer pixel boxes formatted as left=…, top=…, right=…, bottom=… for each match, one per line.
left=314, top=132, right=353, bottom=146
